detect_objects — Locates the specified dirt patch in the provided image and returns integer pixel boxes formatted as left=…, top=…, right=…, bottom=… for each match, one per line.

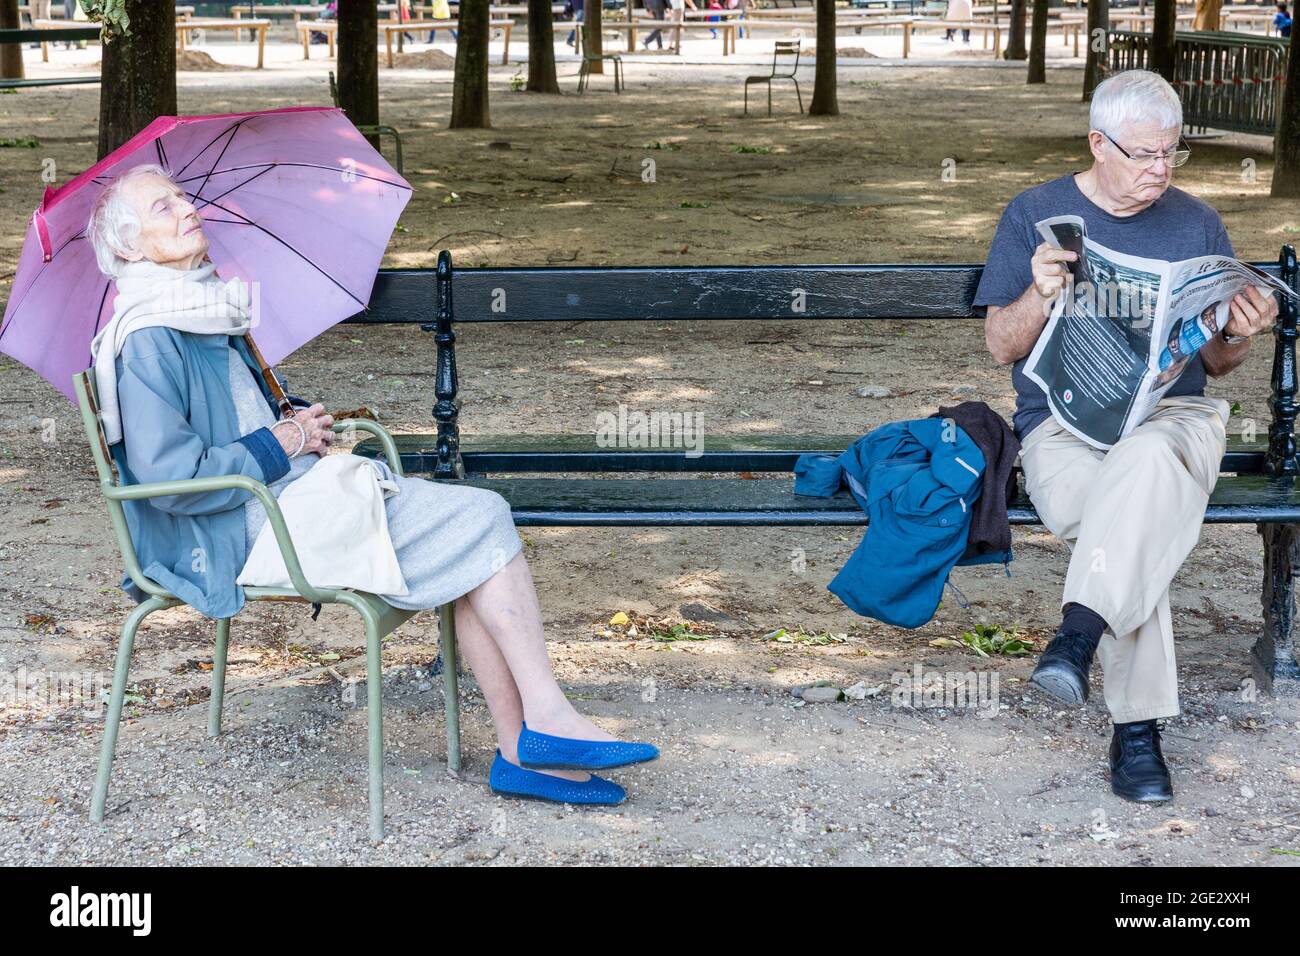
left=387, top=48, right=458, bottom=70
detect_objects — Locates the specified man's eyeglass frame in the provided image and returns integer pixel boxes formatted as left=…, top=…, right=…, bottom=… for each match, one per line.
left=1098, top=130, right=1191, bottom=168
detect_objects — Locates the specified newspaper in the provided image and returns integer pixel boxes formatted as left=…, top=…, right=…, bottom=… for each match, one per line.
left=1022, top=215, right=1297, bottom=449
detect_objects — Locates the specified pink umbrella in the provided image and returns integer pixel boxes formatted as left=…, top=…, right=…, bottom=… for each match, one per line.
left=0, top=106, right=412, bottom=403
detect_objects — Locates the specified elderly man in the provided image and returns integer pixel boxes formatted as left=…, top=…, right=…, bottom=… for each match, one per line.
left=975, top=70, right=1278, bottom=803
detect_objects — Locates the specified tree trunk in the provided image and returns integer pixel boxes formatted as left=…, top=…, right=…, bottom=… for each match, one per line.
left=0, top=0, right=22, bottom=81
left=451, top=0, right=491, bottom=127
left=337, top=0, right=380, bottom=149
left=1272, top=23, right=1300, bottom=196
left=808, top=0, right=838, bottom=116
left=1082, top=0, right=1109, bottom=100
left=97, top=0, right=176, bottom=159
left=1006, top=0, right=1027, bottom=60
left=1151, top=0, right=1177, bottom=81
left=526, top=0, right=560, bottom=92
left=1027, top=0, right=1047, bottom=83
left=587, top=0, right=603, bottom=74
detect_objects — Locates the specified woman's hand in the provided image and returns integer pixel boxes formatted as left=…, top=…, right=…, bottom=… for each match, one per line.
left=270, top=402, right=335, bottom=458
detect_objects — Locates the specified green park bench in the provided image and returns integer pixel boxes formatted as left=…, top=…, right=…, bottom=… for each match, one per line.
left=351, top=248, right=1300, bottom=698
left=0, top=25, right=101, bottom=90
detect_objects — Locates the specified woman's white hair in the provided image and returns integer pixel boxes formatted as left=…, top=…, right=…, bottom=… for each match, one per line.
left=1089, top=69, right=1183, bottom=139
left=85, top=163, right=176, bottom=279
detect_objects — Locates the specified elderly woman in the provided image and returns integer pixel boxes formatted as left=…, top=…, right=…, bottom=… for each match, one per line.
left=85, top=164, right=657, bottom=806
left=976, top=70, right=1278, bottom=804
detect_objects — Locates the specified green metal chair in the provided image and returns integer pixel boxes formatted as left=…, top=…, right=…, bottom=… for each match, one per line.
left=576, top=23, right=624, bottom=94
left=328, top=70, right=405, bottom=175
left=73, top=369, right=462, bottom=841
left=744, top=39, right=804, bottom=117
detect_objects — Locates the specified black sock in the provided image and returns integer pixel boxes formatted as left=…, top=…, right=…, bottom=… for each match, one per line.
left=1060, top=602, right=1105, bottom=650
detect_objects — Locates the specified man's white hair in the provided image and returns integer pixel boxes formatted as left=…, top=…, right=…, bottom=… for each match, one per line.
left=85, top=163, right=178, bottom=279
left=1089, top=69, right=1183, bottom=138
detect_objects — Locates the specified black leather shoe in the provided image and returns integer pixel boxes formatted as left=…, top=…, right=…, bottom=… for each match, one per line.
left=1109, top=720, right=1173, bottom=803
left=1028, top=629, right=1097, bottom=705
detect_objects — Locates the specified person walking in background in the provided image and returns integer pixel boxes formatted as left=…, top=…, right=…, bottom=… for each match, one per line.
left=397, top=0, right=416, bottom=44
left=565, top=0, right=586, bottom=48
left=1275, top=2, right=1292, bottom=38
left=28, top=0, right=51, bottom=48
left=429, top=0, right=458, bottom=42
left=944, top=0, right=971, bottom=43
left=668, top=0, right=697, bottom=54
left=707, top=0, right=723, bottom=39
left=729, top=0, right=749, bottom=40
left=644, top=0, right=668, bottom=49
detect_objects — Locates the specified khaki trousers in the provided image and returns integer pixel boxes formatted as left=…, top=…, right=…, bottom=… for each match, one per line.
left=1018, top=395, right=1230, bottom=723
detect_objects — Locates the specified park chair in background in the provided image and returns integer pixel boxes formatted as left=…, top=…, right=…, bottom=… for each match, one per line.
left=576, top=23, right=624, bottom=94
left=74, top=357, right=463, bottom=842
left=744, top=39, right=803, bottom=116
left=328, top=70, right=405, bottom=175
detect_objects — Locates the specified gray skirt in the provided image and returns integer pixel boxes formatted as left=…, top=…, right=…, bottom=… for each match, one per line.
left=244, top=457, right=522, bottom=610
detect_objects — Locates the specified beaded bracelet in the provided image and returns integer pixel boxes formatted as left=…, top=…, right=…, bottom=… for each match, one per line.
left=272, top=418, right=308, bottom=459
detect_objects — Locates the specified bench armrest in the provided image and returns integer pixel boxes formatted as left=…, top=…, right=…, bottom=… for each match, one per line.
left=334, top=419, right=404, bottom=477
left=104, top=474, right=336, bottom=604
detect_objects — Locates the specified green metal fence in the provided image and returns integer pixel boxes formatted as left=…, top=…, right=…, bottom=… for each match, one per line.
left=1105, top=30, right=1290, bottom=136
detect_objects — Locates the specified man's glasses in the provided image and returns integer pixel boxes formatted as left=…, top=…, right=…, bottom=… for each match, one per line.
left=1100, top=130, right=1191, bottom=168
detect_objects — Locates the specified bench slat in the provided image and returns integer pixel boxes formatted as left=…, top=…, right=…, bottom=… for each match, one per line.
left=353, top=262, right=1285, bottom=324
left=427, top=474, right=1300, bottom=526
left=356, top=432, right=1272, bottom=475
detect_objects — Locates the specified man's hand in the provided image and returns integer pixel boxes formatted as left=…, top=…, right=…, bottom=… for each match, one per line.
left=271, top=402, right=335, bottom=458
left=1031, top=241, right=1077, bottom=301
left=1224, top=285, right=1279, bottom=340
left=986, top=243, right=1074, bottom=365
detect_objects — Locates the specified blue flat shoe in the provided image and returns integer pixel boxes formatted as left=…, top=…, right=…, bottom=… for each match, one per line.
left=517, top=722, right=660, bottom=771
left=489, top=751, right=626, bottom=806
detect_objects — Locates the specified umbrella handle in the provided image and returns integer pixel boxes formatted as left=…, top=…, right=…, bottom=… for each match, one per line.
left=243, top=334, right=296, bottom=419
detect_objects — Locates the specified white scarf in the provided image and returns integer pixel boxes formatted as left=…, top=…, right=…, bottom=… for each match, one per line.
left=90, top=258, right=253, bottom=445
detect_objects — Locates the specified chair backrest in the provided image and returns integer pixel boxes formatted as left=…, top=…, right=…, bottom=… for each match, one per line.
left=73, top=369, right=169, bottom=600
left=74, top=369, right=119, bottom=487
left=773, top=39, right=800, bottom=73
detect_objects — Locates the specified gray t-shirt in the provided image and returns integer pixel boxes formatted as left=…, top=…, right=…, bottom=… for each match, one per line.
left=973, top=173, right=1234, bottom=442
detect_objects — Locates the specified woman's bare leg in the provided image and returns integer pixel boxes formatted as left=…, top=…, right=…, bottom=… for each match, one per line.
left=462, top=551, right=619, bottom=743
left=450, top=595, right=590, bottom=781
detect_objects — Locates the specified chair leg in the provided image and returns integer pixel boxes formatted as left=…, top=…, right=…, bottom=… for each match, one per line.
left=391, top=131, right=404, bottom=176
left=438, top=603, right=462, bottom=773
left=208, top=617, right=230, bottom=738
left=768, top=80, right=772, bottom=117
left=793, top=77, right=803, bottom=113
left=744, top=80, right=749, bottom=115
left=365, top=613, right=385, bottom=841
left=91, top=596, right=170, bottom=824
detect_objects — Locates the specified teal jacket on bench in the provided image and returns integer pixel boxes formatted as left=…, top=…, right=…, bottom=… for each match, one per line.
left=107, top=327, right=292, bottom=619
left=794, top=419, right=1007, bottom=628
